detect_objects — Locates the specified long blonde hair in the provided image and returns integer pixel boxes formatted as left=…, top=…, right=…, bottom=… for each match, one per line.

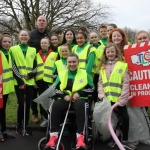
left=97, top=42, right=125, bottom=71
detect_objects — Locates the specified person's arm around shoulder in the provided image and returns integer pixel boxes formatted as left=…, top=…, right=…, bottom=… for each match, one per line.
left=86, top=51, right=95, bottom=74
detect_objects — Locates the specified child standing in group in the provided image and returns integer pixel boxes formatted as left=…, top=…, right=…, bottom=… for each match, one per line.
left=89, top=31, right=105, bottom=101
left=36, top=37, right=58, bottom=128
left=99, top=24, right=108, bottom=46
left=10, top=29, right=36, bottom=136
left=0, top=33, right=15, bottom=142
left=72, top=32, right=96, bottom=76
left=58, top=29, right=77, bottom=57
left=108, top=28, right=128, bottom=56
left=107, top=23, right=117, bottom=37
left=98, top=42, right=137, bottom=150
left=50, top=34, right=60, bottom=59
left=53, top=44, right=71, bottom=77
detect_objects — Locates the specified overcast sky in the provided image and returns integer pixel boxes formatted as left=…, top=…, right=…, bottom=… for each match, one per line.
left=93, top=0, right=150, bottom=31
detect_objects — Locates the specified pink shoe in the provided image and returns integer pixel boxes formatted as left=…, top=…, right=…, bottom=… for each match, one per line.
left=46, top=134, right=58, bottom=148
left=76, top=133, right=86, bottom=149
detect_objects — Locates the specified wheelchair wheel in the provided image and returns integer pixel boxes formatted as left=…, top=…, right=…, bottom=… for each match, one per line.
left=58, top=143, right=65, bottom=150
left=91, top=101, right=98, bottom=142
left=92, top=118, right=98, bottom=142
left=38, top=137, right=47, bottom=150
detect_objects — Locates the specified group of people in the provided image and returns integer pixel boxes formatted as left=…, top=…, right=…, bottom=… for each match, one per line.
left=0, top=14, right=150, bottom=150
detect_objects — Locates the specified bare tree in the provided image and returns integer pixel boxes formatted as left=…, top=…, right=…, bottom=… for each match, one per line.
left=0, top=0, right=111, bottom=35
left=123, top=27, right=138, bottom=44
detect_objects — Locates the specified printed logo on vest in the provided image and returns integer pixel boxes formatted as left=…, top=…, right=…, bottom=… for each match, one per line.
left=63, top=65, right=67, bottom=70
left=116, top=69, right=123, bottom=74
left=78, top=79, right=84, bottom=83
left=30, top=55, right=34, bottom=58
left=50, top=57, right=54, bottom=61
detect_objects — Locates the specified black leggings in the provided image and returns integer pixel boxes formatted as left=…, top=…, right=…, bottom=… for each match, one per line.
left=50, top=99, right=86, bottom=134
left=0, top=94, right=8, bottom=131
left=15, top=85, right=33, bottom=126
left=36, top=80, right=50, bottom=120
left=113, top=104, right=129, bottom=141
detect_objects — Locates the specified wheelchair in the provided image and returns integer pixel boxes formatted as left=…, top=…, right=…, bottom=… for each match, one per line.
left=38, top=95, right=98, bottom=150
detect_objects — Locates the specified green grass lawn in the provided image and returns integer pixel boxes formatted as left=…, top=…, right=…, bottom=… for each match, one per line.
left=6, top=92, right=150, bottom=125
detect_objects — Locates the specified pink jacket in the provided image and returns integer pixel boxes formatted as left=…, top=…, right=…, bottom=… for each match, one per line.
left=98, top=58, right=129, bottom=106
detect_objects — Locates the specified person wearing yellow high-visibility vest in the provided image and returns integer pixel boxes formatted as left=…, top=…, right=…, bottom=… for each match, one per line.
left=36, top=37, right=58, bottom=128
left=0, top=33, right=15, bottom=142
left=89, top=31, right=105, bottom=102
left=72, top=32, right=96, bottom=76
left=46, top=53, right=94, bottom=149
left=53, top=44, right=71, bottom=78
left=58, top=29, right=77, bottom=58
left=10, top=29, right=36, bottom=136
left=98, top=43, right=137, bottom=150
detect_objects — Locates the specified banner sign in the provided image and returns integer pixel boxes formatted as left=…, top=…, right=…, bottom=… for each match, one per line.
left=0, top=53, right=3, bottom=108
left=124, top=42, right=150, bottom=107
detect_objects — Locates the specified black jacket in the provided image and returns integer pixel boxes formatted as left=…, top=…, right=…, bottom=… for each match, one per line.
left=29, top=28, right=50, bottom=53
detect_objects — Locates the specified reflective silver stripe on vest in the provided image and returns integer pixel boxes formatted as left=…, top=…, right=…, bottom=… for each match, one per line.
left=3, top=68, right=12, bottom=73
left=44, top=74, right=53, bottom=78
left=105, top=92, right=121, bottom=97
left=79, top=59, right=86, bottom=62
left=37, top=63, right=43, bottom=67
left=36, top=71, right=43, bottom=75
left=26, top=67, right=32, bottom=71
left=3, top=77, right=14, bottom=82
left=80, top=68, right=86, bottom=70
left=44, top=66, right=53, bottom=70
left=18, top=66, right=26, bottom=69
left=103, top=82, right=122, bottom=89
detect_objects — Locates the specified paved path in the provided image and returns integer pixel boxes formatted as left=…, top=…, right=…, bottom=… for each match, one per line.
left=1, top=129, right=150, bottom=150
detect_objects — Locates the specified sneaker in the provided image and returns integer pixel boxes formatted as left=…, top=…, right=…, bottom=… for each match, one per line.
left=122, top=141, right=137, bottom=150
left=0, top=131, right=4, bottom=142
left=107, top=138, right=116, bottom=148
left=2, top=130, right=15, bottom=139
left=46, top=132, right=58, bottom=148
left=40, top=119, right=48, bottom=128
left=25, top=126, right=33, bottom=136
left=16, top=123, right=23, bottom=134
left=32, top=114, right=39, bottom=123
left=76, top=133, right=86, bottom=149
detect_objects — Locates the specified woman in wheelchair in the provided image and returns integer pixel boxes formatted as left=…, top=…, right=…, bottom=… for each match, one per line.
left=46, top=53, right=94, bottom=149
left=98, top=43, right=137, bottom=150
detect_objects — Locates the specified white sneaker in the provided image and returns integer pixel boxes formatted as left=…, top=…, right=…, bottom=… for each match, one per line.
left=40, top=119, right=48, bottom=128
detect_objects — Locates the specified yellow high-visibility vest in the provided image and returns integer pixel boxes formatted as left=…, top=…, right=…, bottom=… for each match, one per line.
left=55, top=59, right=67, bottom=76
left=73, top=44, right=95, bottom=70
left=59, top=69, right=88, bottom=96
left=36, top=52, right=58, bottom=83
left=10, top=45, right=36, bottom=85
left=100, top=61, right=127, bottom=103
left=91, top=44, right=105, bottom=75
left=1, top=51, right=14, bottom=95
